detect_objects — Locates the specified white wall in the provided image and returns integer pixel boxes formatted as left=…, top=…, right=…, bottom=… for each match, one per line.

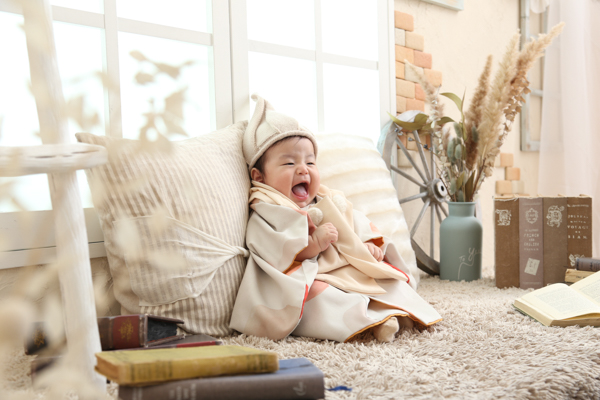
left=395, top=0, right=540, bottom=277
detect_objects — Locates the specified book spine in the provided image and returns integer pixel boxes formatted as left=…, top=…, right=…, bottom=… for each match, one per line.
left=567, top=196, right=593, bottom=269
left=542, top=197, right=568, bottom=285
left=118, top=370, right=323, bottom=400
left=494, top=197, right=520, bottom=288
left=519, top=197, right=544, bottom=289
left=121, top=353, right=279, bottom=385
left=122, top=340, right=222, bottom=351
left=97, top=317, right=114, bottom=350
left=564, top=268, right=596, bottom=284
left=576, top=258, right=600, bottom=272
left=103, top=315, right=142, bottom=350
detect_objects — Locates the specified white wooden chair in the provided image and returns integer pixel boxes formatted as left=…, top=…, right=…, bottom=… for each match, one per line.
left=0, top=0, right=107, bottom=390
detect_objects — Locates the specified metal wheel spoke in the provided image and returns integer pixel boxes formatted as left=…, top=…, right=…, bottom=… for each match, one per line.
left=384, top=122, right=446, bottom=276
left=395, top=137, right=429, bottom=184
left=431, top=147, right=436, bottom=179
left=412, top=130, right=432, bottom=181
left=390, top=165, right=426, bottom=188
left=399, top=191, right=428, bottom=204
left=439, top=202, right=449, bottom=217
left=410, top=198, right=430, bottom=238
left=435, top=203, right=444, bottom=225
left=430, top=201, right=435, bottom=257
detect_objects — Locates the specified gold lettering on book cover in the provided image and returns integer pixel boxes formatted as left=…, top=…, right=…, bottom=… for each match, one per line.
left=293, top=382, right=308, bottom=396
left=119, top=320, right=134, bottom=341
left=33, top=328, right=45, bottom=347
left=496, top=209, right=511, bottom=226
left=526, top=208, right=538, bottom=224
left=546, top=205, right=564, bottom=227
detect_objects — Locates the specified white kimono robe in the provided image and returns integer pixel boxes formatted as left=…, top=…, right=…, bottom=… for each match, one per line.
left=230, top=182, right=441, bottom=342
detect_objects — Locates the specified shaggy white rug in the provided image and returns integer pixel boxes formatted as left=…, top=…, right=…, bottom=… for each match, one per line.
left=4, top=271, right=600, bottom=399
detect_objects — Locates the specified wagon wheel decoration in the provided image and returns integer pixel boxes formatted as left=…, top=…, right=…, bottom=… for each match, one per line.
left=381, top=121, right=448, bottom=275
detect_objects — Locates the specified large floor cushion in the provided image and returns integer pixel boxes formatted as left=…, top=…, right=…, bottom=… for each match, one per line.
left=76, top=121, right=250, bottom=336
left=316, top=134, right=419, bottom=285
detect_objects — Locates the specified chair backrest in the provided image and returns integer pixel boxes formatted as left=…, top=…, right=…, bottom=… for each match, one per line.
left=1, top=0, right=107, bottom=391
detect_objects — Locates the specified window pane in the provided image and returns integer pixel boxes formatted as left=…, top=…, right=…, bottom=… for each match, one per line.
left=117, top=0, right=211, bottom=33
left=51, top=0, right=103, bottom=13
left=0, top=12, right=40, bottom=147
left=321, top=0, right=378, bottom=61
left=248, top=52, right=318, bottom=133
left=54, top=21, right=106, bottom=138
left=119, top=32, right=213, bottom=140
left=247, top=0, right=314, bottom=50
left=323, top=63, right=379, bottom=142
left=0, top=15, right=100, bottom=212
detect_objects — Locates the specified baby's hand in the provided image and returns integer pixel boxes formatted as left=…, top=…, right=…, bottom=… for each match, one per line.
left=365, top=242, right=384, bottom=262
left=314, top=223, right=338, bottom=252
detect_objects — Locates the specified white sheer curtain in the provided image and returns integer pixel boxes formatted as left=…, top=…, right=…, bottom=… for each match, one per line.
left=538, top=0, right=600, bottom=256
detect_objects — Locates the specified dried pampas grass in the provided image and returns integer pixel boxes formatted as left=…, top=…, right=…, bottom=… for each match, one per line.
left=500, top=22, right=565, bottom=146
left=404, top=62, right=446, bottom=171
left=476, top=32, right=520, bottom=183
left=397, top=24, right=563, bottom=202
left=463, top=55, right=493, bottom=171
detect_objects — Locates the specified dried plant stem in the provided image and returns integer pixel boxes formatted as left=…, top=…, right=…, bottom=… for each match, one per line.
left=405, top=62, right=445, bottom=161
left=408, top=26, right=562, bottom=203
left=464, top=55, right=493, bottom=173
left=500, top=22, right=565, bottom=146
left=474, top=32, right=520, bottom=193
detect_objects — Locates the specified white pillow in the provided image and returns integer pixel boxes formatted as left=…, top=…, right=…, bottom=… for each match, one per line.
left=76, top=121, right=250, bottom=336
left=316, top=134, right=419, bottom=286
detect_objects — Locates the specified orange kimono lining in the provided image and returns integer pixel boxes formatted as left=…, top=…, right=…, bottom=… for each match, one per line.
left=283, top=245, right=309, bottom=275
left=344, top=312, right=443, bottom=343
left=367, top=237, right=384, bottom=248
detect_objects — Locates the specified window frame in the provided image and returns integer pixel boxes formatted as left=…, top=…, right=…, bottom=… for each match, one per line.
left=519, top=0, right=548, bottom=152
left=0, top=0, right=395, bottom=269
left=230, top=0, right=395, bottom=129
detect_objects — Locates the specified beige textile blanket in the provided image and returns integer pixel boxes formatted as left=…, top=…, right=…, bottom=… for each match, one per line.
left=229, top=183, right=441, bottom=342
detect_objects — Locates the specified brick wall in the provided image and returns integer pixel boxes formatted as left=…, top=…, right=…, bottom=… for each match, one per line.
left=394, top=11, right=442, bottom=115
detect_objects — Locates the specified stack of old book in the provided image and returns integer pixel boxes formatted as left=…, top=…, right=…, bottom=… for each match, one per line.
left=28, top=314, right=325, bottom=400
left=494, top=194, right=593, bottom=289
left=565, top=257, right=600, bottom=284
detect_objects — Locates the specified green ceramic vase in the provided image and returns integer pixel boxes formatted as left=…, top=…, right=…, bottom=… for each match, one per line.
left=439, top=202, right=482, bottom=281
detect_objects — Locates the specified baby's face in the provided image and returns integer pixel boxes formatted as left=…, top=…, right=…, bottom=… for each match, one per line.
left=252, top=137, right=320, bottom=208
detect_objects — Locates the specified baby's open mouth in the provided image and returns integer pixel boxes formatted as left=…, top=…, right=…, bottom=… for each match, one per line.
left=292, top=182, right=308, bottom=198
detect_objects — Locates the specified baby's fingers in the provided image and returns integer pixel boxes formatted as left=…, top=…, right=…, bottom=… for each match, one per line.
left=329, top=229, right=338, bottom=243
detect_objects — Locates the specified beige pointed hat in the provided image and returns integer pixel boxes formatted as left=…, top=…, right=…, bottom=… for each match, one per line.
left=243, top=94, right=318, bottom=171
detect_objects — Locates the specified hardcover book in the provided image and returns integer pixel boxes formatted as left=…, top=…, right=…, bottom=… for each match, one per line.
left=494, top=196, right=520, bottom=288
left=122, top=333, right=222, bottom=350
left=30, top=334, right=221, bottom=383
left=576, top=257, right=600, bottom=272
left=513, top=271, right=600, bottom=327
left=117, top=357, right=325, bottom=400
left=543, top=196, right=568, bottom=285
left=519, top=197, right=544, bottom=289
left=95, top=345, right=279, bottom=386
left=567, top=195, right=593, bottom=269
left=26, top=314, right=185, bottom=355
left=565, top=269, right=595, bottom=284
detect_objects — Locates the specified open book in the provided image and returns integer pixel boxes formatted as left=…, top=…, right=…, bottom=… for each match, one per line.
left=513, top=271, right=600, bottom=327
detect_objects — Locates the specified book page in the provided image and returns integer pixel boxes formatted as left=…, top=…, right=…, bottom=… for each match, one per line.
left=571, top=271, right=600, bottom=305
left=520, top=283, right=600, bottom=320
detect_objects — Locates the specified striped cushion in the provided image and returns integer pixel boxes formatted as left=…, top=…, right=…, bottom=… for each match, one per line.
left=76, top=121, right=250, bottom=336
left=316, top=134, right=420, bottom=285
